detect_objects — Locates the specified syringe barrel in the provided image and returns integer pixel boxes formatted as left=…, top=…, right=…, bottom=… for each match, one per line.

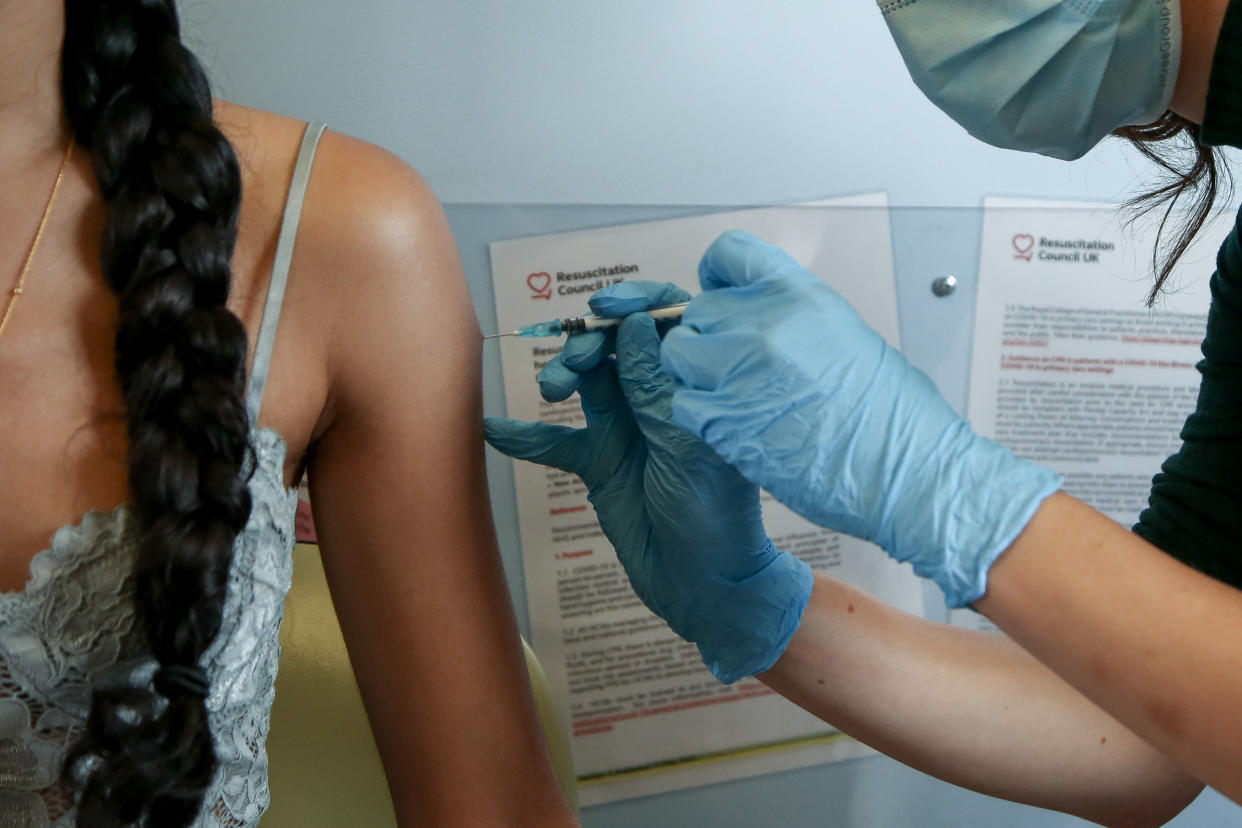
left=574, top=301, right=692, bottom=334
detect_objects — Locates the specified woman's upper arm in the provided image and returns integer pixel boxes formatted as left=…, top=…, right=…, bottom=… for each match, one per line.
left=297, top=134, right=574, bottom=825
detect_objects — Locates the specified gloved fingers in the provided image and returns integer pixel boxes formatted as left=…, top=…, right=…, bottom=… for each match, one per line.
left=614, top=314, right=684, bottom=443
left=661, top=325, right=758, bottom=392
left=537, top=356, right=584, bottom=403
left=483, top=417, right=590, bottom=476
left=588, top=281, right=693, bottom=318
left=534, top=328, right=617, bottom=403
left=575, top=362, right=630, bottom=430
left=667, top=388, right=729, bottom=445
left=698, top=230, right=810, bottom=291
left=668, top=388, right=774, bottom=476
left=676, top=285, right=762, bottom=334
left=560, top=330, right=610, bottom=372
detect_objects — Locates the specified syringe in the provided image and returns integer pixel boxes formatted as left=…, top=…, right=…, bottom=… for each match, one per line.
left=485, top=301, right=691, bottom=339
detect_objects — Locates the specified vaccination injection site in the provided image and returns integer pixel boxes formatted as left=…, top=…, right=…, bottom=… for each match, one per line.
left=4, top=0, right=1242, bottom=826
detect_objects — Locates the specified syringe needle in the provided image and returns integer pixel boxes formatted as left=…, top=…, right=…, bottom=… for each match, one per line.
left=484, top=331, right=517, bottom=339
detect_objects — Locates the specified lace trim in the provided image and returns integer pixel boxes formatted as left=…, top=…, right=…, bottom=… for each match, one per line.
left=0, top=427, right=297, bottom=827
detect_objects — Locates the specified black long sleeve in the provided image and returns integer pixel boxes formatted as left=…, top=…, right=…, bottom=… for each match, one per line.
left=1133, top=210, right=1242, bottom=587
left=1133, top=2, right=1242, bottom=586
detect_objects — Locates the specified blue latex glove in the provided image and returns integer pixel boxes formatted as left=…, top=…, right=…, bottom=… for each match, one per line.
left=485, top=309, right=813, bottom=683
left=657, top=231, right=1062, bottom=607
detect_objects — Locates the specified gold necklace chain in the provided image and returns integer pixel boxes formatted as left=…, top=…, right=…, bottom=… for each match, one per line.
left=0, top=140, right=75, bottom=342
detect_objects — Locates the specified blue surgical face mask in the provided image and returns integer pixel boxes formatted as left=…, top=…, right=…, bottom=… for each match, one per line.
left=877, top=0, right=1181, bottom=160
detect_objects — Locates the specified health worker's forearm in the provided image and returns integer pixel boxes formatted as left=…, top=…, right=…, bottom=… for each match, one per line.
left=760, top=572, right=1202, bottom=827
left=978, top=491, right=1242, bottom=806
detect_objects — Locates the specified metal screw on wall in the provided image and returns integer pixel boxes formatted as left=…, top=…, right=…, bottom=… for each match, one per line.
left=931, top=275, right=957, bottom=297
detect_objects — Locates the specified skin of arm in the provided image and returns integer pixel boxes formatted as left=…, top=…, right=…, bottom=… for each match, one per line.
left=292, top=134, right=577, bottom=826
left=1170, top=0, right=1231, bottom=122
left=976, top=493, right=1242, bottom=807
left=761, top=571, right=1204, bottom=827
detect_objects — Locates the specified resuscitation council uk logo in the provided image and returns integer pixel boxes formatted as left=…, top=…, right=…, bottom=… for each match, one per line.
left=527, top=272, right=552, bottom=300
left=527, top=263, right=640, bottom=299
left=1012, top=233, right=1116, bottom=264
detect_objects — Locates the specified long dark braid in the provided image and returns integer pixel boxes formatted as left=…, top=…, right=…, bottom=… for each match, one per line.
left=60, top=0, right=253, bottom=823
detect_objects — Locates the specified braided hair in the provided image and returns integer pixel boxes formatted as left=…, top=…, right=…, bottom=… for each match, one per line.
left=60, top=0, right=253, bottom=823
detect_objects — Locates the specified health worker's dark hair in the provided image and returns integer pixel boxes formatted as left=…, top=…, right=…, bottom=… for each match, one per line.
left=1114, top=111, right=1232, bottom=306
left=60, top=0, right=252, bottom=823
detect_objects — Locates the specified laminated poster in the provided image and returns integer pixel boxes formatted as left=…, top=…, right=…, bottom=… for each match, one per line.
left=488, top=196, right=926, bottom=804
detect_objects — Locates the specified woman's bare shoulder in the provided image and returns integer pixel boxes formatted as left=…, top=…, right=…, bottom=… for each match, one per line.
left=213, top=101, right=469, bottom=451
left=216, top=101, right=454, bottom=305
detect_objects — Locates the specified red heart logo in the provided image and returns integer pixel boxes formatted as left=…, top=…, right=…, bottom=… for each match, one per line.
left=1012, top=234, right=1035, bottom=261
left=527, top=272, right=552, bottom=299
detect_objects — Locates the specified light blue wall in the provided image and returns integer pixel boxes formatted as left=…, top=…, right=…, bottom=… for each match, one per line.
left=183, top=2, right=1240, bottom=825
left=183, top=0, right=1176, bottom=207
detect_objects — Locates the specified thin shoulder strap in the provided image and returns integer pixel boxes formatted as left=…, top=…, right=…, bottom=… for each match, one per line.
left=246, top=121, right=327, bottom=424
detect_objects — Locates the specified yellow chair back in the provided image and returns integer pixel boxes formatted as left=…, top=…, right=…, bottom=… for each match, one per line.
left=264, top=542, right=577, bottom=825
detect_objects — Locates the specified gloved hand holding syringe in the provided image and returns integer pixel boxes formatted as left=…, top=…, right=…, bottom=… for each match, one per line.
left=485, top=301, right=690, bottom=339
left=488, top=281, right=694, bottom=402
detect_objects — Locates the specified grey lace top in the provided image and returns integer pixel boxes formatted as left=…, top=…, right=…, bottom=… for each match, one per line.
left=0, top=122, right=326, bottom=827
